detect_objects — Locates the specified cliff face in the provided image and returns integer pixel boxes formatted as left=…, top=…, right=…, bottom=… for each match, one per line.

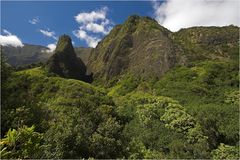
left=87, top=16, right=185, bottom=81
left=45, top=35, right=92, bottom=83
left=3, top=16, right=237, bottom=84
left=87, top=16, right=239, bottom=83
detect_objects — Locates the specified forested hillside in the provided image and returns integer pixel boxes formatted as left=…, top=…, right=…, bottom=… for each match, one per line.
left=1, top=16, right=239, bottom=159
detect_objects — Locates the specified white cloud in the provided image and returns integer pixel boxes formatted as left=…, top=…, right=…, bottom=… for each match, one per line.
left=85, top=23, right=105, bottom=33
left=47, top=43, right=56, bottom=52
left=39, top=29, right=57, bottom=40
left=39, top=28, right=58, bottom=53
left=0, top=29, right=24, bottom=47
left=29, top=17, right=40, bottom=25
left=41, top=43, right=56, bottom=53
left=75, top=7, right=108, bottom=24
left=73, top=29, right=100, bottom=48
left=153, top=0, right=240, bottom=32
left=73, top=7, right=113, bottom=47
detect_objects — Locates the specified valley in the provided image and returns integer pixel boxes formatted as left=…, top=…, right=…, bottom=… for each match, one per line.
left=1, top=15, right=239, bottom=159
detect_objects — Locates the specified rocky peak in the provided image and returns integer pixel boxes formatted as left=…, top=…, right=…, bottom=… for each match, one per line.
left=45, top=35, right=93, bottom=83
left=87, top=15, right=184, bottom=82
left=55, top=35, right=75, bottom=54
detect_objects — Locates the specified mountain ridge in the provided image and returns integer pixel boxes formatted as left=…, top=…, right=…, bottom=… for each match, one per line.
left=87, top=15, right=239, bottom=83
left=1, top=15, right=239, bottom=159
left=1, top=15, right=239, bottom=83
left=1, top=44, right=92, bottom=66
left=87, top=15, right=185, bottom=82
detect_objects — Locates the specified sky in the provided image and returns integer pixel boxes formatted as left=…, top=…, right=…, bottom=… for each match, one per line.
left=1, top=0, right=239, bottom=51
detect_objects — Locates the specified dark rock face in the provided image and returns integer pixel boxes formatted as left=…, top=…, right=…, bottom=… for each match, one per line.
left=45, top=35, right=93, bottom=83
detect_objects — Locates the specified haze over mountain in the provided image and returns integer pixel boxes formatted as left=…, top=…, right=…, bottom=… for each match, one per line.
left=1, top=44, right=92, bottom=66
left=1, top=44, right=50, bottom=66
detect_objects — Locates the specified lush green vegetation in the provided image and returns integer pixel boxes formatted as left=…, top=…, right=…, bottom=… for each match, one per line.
left=1, top=65, right=125, bottom=158
left=1, top=59, right=239, bottom=158
left=103, top=58, right=239, bottom=159
left=1, top=20, right=239, bottom=159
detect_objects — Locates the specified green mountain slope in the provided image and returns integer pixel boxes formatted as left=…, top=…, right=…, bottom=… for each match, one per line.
left=88, top=16, right=239, bottom=85
left=87, top=16, right=185, bottom=81
left=172, top=25, right=239, bottom=62
left=1, top=15, right=239, bottom=159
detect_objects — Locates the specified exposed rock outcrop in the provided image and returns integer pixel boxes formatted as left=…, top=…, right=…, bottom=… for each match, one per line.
left=45, top=35, right=93, bottom=83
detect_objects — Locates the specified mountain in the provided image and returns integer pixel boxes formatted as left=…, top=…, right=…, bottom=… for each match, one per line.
left=1, top=44, right=92, bottom=67
left=172, top=25, right=239, bottom=62
left=87, top=15, right=239, bottom=83
left=1, top=44, right=51, bottom=66
left=87, top=15, right=185, bottom=81
left=45, top=35, right=92, bottom=82
left=1, top=15, right=239, bottom=159
left=75, top=47, right=92, bottom=65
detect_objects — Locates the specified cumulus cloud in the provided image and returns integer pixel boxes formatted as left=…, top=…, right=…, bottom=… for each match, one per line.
left=41, top=43, right=56, bottom=53
left=39, top=29, right=57, bottom=40
left=153, top=0, right=240, bottom=32
left=0, top=29, right=24, bottom=47
left=47, top=43, right=56, bottom=52
left=73, top=29, right=100, bottom=48
left=73, top=7, right=113, bottom=47
left=75, top=7, right=108, bottom=24
left=29, top=17, right=40, bottom=25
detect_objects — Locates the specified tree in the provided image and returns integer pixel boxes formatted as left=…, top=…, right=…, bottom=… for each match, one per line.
left=0, top=125, right=45, bottom=159
left=211, top=143, right=239, bottom=159
left=159, top=99, right=209, bottom=158
left=1, top=54, right=13, bottom=84
left=160, top=103, right=196, bottom=133
left=89, top=117, right=122, bottom=158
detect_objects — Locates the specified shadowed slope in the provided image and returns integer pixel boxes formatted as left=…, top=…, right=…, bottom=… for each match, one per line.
left=45, top=35, right=93, bottom=83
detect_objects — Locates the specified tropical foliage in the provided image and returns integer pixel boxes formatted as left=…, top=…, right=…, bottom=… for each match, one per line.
left=1, top=18, right=239, bottom=159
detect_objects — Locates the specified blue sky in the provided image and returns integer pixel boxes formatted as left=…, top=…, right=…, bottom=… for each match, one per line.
left=1, top=1, right=155, bottom=48
left=1, top=0, right=239, bottom=50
